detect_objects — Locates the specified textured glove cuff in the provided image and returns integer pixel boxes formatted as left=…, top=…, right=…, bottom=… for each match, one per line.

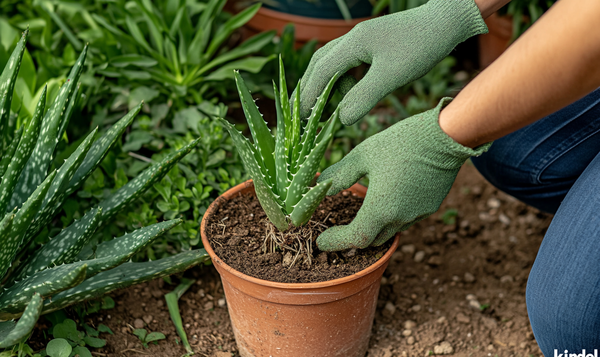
left=421, top=97, right=492, bottom=169
left=424, top=0, right=489, bottom=45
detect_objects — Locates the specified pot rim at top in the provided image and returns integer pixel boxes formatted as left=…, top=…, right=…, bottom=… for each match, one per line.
left=200, top=179, right=400, bottom=291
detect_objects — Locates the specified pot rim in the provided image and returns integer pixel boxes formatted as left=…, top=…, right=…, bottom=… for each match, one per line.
left=252, top=6, right=371, bottom=27
left=200, top=179, right=400, bottom=290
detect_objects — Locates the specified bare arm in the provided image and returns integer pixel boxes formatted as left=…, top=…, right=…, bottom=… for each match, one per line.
left=474, top=0, right=512, bottom=18
left=439, top=0, right=600, bottom=148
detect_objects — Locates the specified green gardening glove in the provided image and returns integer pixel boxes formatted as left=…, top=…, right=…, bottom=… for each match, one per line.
left=299, top=0, right=488, bottom=125
left=316, top=98, right=491, bottom=251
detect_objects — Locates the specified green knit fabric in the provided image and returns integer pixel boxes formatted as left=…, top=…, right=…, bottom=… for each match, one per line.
left=316, top=98, right=491, bottom=251
left=299, top=0, right=488, bottom=125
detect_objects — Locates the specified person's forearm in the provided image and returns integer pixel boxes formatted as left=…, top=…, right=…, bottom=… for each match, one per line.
left=473, top=0, right=511, bottom=18
left=439, top=0, right=600, bottom=148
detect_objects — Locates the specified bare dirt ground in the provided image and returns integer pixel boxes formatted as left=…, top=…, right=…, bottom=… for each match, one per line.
left=31, top=163, right=551, bottom=356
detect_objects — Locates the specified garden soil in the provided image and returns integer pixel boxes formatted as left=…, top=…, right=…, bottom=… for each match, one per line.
left=205, top=191, right=392, bottom=283
left=30, top=163, right=549, bottom=356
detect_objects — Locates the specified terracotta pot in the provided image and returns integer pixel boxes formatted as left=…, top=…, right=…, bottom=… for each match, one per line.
left=244, top=7, right=370, bottom=45
left=478, top=12, right=513, bottom=68
left=200, top=179, right=400, bottom=357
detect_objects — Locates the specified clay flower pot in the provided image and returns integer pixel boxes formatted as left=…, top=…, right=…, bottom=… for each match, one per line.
left=244, top=7, right=371, bottom=45
left=478, top=12, right=513, bottom=68
left=200, top=179, right=400, bottom=357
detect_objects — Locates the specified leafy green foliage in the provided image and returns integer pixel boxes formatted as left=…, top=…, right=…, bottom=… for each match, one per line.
left=221, top=58, right=338, bottom=231
left=41, top=316, right=111, bottom=357
left=133, top=329, right=166, bottom=348
left=0, top=31, right=208, bottom=349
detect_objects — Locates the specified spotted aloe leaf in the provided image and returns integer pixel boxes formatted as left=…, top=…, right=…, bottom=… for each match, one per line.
left=233, top=70, right=276, bottom=185
left=278, top=56, right=292, bottom=153
left=21, top=128, right=97, bottom=245
left=0, top=86, right=46, bottom=215
left=0, top=127, right=22, bottom=178
left=0, top=171, right=56, bottom=281
left=10, top=45, right=88, bottom=210
left=0, top=293, right=42, bottom=348
left=42, top=249, right=209, bottom=316
left=12, top=208, right=102, bottom=282
left=273, top=81, right=289, bottom=200
left=97, top=138, right=201, bottom=224
left=0, top=263, right=87, bottom=319
left=0, top=29, right=27, bottom=153
left=219, top=118, right=288, bottom=231
left=290, top=178, right=333, bottom=227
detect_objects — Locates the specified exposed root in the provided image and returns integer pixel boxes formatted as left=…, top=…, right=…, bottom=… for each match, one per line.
left=261, top=219, right=326, bottom=268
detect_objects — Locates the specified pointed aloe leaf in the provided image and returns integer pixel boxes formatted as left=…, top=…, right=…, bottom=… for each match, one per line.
left=97, top=138, right=200, bottom=224
left=0, top=293, right=43, bottom=348
left=279, top=56, right=292, bottom=148
left=297, top=73, right=340, bottom=167
left=0, top=210, right=15, bottom=241
left=0, top=86, right=46, bottom=214
left=77, top=220, right=183, bottom=278
left=42, top=249, right=209, bottom=315
left=273, top=82, right=289, bottom=202
left=219, top=118, right=288, bottom=231
left=66, top=102, right=142, bottom=197
left=12, top=208, right=102, bottom=282
left=0, top=263, right=87, bottom=319
left=0, top=29, right=28, bottom=152
left=290, top=79, right=302, bottom=173
left=0, top=128, right=22, bottom=178
left=290, top=179, right=333, bottom=227
left=285, top=111, right=338, bottom=211
left=22, top=128, right=97, bottom=244
left=10, top=45, right=87, bottom=209
left=57, top=83, right=80, bottom=141
left=0, top=171, right=56, bottom=281
left=233, top=70, right=276, bottom=185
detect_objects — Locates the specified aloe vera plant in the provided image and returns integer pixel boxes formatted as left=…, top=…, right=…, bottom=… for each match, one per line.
left=0, top=30, right=208, bottom=348
left=220, top=57, right=339, bottom=232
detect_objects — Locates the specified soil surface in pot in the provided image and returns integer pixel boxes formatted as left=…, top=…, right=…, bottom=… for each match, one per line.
left=205, top=190, right=393, bottom=283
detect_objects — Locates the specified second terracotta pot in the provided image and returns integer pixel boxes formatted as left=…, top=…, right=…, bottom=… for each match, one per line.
left=201, top=180, right=399, bottom=357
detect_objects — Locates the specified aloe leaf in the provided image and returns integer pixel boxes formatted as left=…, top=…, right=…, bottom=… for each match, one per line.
left=290, top=179, right=333, bottom=227
left=0, top=171, right=56, bottom=281
left=10, top=46, right=88, bottom=209
left=198, top=0, right=226, bottom=31
left=285, top=111, right=338, bottom=211
left=0, top=29, right=27, bottom=152
left=12, top=208, right=102, bottom=282
left=97, top=138, right=200, bottom=224
left=278, top=56, right=292, bottom=153
left=0, top=210, right=15, bottom=241
left=290, top=79, right=302, bottom=173
left=219, top=118, right=288, bottom=230
left=206, top=3, right=261, bottom=58
left=66, top=102, right=142, bottom=197
left=56, top=83, right=80, bottom=141
left=0, top=86, right=46, bottom=214
left=0, top=263, right=87, bottom=319
left=165, top=278, right=195, bottom=354
left=21, top=128, right=97, bottom=246
left=273, top=82, right=289, bottom=202
left=0, top=293, right=43, bottom=348
left=233, top=71, right=276, bottom=185
left=91, top=219, right=183, bottom=272
left=297, top=73, right=340, bottom=167
left=42, top=250, right=209, bottom=315
left=0, top=127, right=22, bottom=178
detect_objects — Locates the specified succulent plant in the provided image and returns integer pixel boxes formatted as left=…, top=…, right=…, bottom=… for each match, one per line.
left=0, top=30, right=208, bottom=348
left=219, top=56, right=339, bottom=232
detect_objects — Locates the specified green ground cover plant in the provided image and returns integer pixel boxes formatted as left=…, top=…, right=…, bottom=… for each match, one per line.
left=0, top=30, right=208, bottom=351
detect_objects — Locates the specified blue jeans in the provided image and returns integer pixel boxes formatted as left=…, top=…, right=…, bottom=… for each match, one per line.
left=472, top=88, right=600, bottom=355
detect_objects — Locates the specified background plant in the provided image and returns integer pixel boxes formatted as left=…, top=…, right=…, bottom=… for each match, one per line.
left=0, top=31, right=208, bottom=350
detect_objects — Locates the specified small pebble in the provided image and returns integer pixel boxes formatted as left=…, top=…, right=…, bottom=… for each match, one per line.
left=464, top=272, right=476, bottom=283
left=487, top=198, right=501, bottom=208
left=414, top=251, right=425, bottom=263
left=487, top=344, right=495, bottom=351
left=433, top=341, right=454, bottom=355
left=384, top=301, right=396, bottom=315
left=204, top=301, right=214, bottom=310
left=466, top=294, right=477, bottom=301
left=468, top=300, right=481, bottom=309
left=407, top=336, right=415, bottom=345
left=218, top=298, right=226, bottom=307
left=401, top=244, right=416, bottom=255
left=452, top=275, right=460, bottom=282
left=436, top=316, right=447, bottom=324
left=404, top=320, right=416, bottom=329
left=500, top=275, right=514, bottom=283
left=411, top=304, right=421, bottom=312
left=427, top=255, right=443, bottom=266
left=456, top=313, right=470, bottom=324
left=499, top=213, right=511, bottom=225
left=142, top=315, right=153, bottom=324
left=133, top=318, right=144, bottom=329
left=402, top=329, right=412, bottom=337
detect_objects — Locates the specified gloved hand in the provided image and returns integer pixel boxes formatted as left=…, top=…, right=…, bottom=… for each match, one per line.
left=316, top=98, right=491, bottom=251
left=299, top=0, right=487, bottom=125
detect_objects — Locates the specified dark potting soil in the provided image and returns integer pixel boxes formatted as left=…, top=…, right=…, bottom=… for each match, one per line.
left=205, top=190, right=393, bottom=283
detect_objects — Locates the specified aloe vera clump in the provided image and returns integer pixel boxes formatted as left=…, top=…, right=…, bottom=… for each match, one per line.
left=220, top=56, right=339, bottom=244
left=0, top=30, right=208, bottom=349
